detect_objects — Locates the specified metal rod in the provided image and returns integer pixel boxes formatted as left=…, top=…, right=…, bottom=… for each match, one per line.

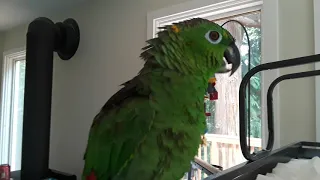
left=239, top=54, right=320, bottom=161
left=21, top=18, right=56, bottom=179
left=267, top=69, right=320, bottom=149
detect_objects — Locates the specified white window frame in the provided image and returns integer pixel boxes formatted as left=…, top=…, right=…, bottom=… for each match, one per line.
left=0, top=47, right=26, bottom=170
left=147, top=0, right=280, bottom=150
left=314, top=0, right=320, bottom=142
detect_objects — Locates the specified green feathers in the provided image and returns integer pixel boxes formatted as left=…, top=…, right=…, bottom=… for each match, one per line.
left=140, top=18, right=236, bottom=78
left=82, top=18, right=239, bottom=180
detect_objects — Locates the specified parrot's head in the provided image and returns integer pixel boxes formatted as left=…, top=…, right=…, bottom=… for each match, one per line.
left=153, top=18, right=241, bottom=76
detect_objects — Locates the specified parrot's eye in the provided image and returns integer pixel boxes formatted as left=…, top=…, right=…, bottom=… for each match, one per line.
left=209, top=31, right=219, bottom=40
left=205, top=30, right=222, bottom=44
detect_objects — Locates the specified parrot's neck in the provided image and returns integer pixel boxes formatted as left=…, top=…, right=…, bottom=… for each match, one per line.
left=140, top=42, right=213, bottom=106
left=140, top=35, right=217, bottom=76
left=144, top=68, right=209, bottom=112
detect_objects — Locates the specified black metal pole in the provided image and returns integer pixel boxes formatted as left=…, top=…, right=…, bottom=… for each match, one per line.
left=21, top=18, right=55, bottom=179
left=267, top=69, right=320, bottom=145
left=18, top=17, right=80, bottom=180
left=239, top=54, right=320, bottom=162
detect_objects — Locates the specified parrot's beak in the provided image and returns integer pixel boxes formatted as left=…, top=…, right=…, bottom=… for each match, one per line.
left=216, top=41, right=241, bottom=76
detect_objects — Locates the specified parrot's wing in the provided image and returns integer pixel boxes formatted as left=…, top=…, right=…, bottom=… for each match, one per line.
left=83, top=75, right=155, bottom=179
left=90, top=77, right=143, bottom=126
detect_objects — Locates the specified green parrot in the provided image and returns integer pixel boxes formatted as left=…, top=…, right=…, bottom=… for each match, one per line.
left=82, top=18, right=240, bottom=180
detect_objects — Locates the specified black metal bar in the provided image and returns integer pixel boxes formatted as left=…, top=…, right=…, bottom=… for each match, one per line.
left=267, top=69, right=320, bottom=147
left=187, top=167, right=192, bottom=180
left=18, top=17, right=79, bottom=180
left=239, top=54, right=320, bottom=162
left=190, top=161, right=215, bottom=176
left=21, top=17, right=56, bottom=179
left=205, top=141, right=320, bottom=180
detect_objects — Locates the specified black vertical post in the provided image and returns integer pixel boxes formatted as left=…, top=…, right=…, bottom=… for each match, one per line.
left=18, top=17, right=80, bottom=180
left=21, top=18, right=55, bottom=179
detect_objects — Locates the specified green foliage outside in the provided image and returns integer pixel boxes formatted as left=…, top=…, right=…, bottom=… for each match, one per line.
left=242, top=27, right=262, bottom=138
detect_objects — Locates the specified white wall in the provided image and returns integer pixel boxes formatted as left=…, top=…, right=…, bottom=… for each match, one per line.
left=0, top=0, right=316, bottom=177
left=2, top=26, right=26, bottom=52
left=278, top=0, right=316, bottom=146
left=0, top=32, right=4, bottom=72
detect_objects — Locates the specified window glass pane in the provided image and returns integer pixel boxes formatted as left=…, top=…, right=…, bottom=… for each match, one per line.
left=10, top=59, right=25, bottom=171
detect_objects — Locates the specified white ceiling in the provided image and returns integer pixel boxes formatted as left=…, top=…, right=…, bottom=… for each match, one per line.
left=0, top=0, right=87, bottom=31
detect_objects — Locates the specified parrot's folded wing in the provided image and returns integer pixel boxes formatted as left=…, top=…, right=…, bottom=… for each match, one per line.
left=82, top=75, right=156, bottom=179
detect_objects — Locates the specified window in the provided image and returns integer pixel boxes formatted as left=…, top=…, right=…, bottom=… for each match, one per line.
left=182, top=11, right=262, bottom=180
left=0, top=49, right=26, bottom=171
left=148, top=0, right=280, bottom=179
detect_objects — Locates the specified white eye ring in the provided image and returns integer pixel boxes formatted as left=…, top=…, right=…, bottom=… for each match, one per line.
left=205, top=31, right=222, bottom=44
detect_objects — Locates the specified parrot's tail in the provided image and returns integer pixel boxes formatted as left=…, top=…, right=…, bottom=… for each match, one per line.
left=86, top=171, right=97, bottom=180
